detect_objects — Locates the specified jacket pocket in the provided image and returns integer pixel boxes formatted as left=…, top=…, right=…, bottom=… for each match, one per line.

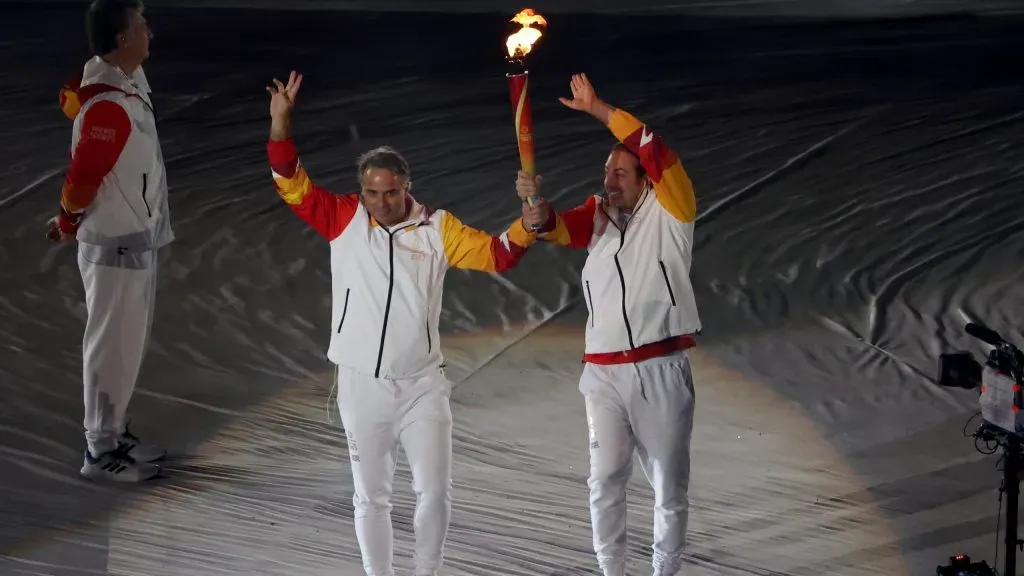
left=584, top=280, right=595, bottom=327
left=659, top=261, right=676, bottom=306
left=141, top=173, right=152, bottom=218
left=336, top=288, right=350, bottom=333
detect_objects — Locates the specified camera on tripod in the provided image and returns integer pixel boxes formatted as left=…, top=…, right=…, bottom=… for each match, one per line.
left=939, top=322, right=1024, bottom=436
left=935, top=322, right=1024, bottom=576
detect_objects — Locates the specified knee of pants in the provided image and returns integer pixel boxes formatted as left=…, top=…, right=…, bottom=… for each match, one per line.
left=417, top=489, right=452, bottom=517
left=414, top=474, right=452, bottom=506
left=353, top=487, right=392, bottom=515
left=654, top=493, right=690, bottom=524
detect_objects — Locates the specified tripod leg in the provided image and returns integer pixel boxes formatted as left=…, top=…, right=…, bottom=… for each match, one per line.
left=1004, top=434, right=1018, bottom=576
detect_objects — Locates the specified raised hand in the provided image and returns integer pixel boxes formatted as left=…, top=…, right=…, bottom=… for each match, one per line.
left=267, top=70, right=303, bottom=120
left=558, top=73, right=613, bottom=124
left=558, top=73, right=597, bottom=114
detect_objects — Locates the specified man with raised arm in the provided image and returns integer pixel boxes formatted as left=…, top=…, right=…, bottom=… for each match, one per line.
left=518, top=73, right=701, bottom=576
left=265, top=70, right=543, bottom=576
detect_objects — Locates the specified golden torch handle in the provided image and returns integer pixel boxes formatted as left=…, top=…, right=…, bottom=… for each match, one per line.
left=507, top=71, right=539, bottom=213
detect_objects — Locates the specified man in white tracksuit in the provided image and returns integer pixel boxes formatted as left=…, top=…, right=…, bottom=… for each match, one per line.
left=49, top=0, right=170, bottom=482
left=265, top=70, right=543, bottom=576
left=519, top=73, right=701, bottom=576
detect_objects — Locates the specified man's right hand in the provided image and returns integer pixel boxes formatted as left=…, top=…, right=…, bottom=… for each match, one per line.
left=267, top=70, right=303, bottom=120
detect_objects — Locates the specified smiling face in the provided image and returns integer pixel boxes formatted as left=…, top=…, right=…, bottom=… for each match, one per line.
left=355, top=146, right=413, bottom=227
left=360, top=167, right=410, bottom=227
left=603, top=146, right=650, bottom=210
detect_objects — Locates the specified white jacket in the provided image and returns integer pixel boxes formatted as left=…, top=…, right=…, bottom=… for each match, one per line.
left=60, top=56, right=173, bottom=264
left=540, top=108, right=701, bottom=358
left=267, top=138, right=537, bottom=379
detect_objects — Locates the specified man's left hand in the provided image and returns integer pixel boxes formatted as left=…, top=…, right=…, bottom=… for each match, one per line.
left=46, top=213, right=78, bottom=244
left=522, top=199, right=550, bottom=232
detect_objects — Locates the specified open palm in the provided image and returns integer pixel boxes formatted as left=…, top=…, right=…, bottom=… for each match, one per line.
left=558, top=73, right=597, bottom=113
left=267, top=70, right=303, bottom=119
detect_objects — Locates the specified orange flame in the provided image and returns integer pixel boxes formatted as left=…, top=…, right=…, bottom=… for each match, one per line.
left=505, top=8, right=547, bottom=60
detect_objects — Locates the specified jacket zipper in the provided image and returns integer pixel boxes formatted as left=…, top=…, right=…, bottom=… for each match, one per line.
left=584, top=281, right=595, bottom=327
left=659, top=261, right=676, bottom=306
left=613, top=229, right=636, bottom=349
left=374, top=223, right=417, bottom=378
left=426, top=316, right=432, bottom=353
left=599, top=199, right=650, bottom=351
left=336, top=288, right=350, bottom=333
left=141, top=173, right=151, bottom=217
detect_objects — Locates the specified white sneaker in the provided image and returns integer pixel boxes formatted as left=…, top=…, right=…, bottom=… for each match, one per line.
left=117, top=425, right=166, bottom=463
left=80, top=446, right=160, bottom=482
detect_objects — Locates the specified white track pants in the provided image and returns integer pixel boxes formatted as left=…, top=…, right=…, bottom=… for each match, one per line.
left=78, top=245, right=158, bottom=456
left=335, top=365, right=453, bottom=576
left=580, top=351, right=696, bottom=576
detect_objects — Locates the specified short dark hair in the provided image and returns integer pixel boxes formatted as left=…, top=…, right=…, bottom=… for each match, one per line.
left=611, top=142, right=647, bottom=178
left=86, top=0, right=143, bottom=56
left=356, top=146, right=411, bottom=186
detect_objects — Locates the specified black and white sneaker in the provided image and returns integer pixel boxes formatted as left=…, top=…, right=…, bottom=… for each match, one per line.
left=117, top=423, right=166, bottom=463
left=80, top=445, right=160, bottom=482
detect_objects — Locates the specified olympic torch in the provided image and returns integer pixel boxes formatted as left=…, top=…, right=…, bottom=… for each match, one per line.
left=505, top=8, right=547, bottom=228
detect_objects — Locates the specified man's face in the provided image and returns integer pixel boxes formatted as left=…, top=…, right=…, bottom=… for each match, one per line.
left=361, top=167, right=410, bottom=227
left=122, top=8, right=152, bottom=62
left=603, top=149, right=649, bottom=210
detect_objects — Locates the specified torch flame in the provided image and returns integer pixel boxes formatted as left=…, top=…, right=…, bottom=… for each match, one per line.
left=505, top=8, right=547, bottom=60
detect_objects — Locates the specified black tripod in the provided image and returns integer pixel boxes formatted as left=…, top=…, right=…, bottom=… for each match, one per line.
left=987, top=427, right=1023, bottom=576
left=937, top=427, right=1021, bottom=576
left=1003, top=432, right=1020, bottom=576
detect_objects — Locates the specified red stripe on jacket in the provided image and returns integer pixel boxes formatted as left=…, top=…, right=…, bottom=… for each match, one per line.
left=267, top=138, right=359, bottom=241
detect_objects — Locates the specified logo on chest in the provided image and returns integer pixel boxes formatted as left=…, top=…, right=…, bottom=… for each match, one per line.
left=403, top=235, right=429, bottom=261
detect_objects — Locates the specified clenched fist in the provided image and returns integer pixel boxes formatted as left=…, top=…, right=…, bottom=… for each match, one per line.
left=45, top=212, right=78, bottom=244
left=516, top=170, right=541, bottom=201
left=521, top=198, right=550, bottom=232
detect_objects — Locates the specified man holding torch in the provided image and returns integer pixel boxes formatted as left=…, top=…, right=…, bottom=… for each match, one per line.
left=518, top=73, right=700, bottom=576
left=266, top=70, right=545, bottom=576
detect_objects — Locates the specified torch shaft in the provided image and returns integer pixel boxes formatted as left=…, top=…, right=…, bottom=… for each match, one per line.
left=507, top=70, right=538, bottom=209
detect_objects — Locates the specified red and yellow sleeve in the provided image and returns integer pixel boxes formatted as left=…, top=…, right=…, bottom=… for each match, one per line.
left=537, top=195, right=599, bottom=249
left=607, top=108, right=696, bottom=223
left=268, top=138, right=359, bottom=241
left=58, top=100, right=132, bottom=232
left=440, top=211, right=536, bottom=273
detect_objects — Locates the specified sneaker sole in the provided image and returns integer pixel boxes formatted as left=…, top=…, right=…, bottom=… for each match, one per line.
left=79, top=465, right=161, bottom=482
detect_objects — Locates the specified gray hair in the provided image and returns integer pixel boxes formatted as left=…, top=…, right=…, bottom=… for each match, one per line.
left=356, top=146, right=411, bottom=188
left=86, top=0, right=144, bottom=56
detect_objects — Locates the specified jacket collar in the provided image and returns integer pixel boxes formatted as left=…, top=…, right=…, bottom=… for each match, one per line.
left=599, top=186, right=653, bottom=231
left=59, top=56, right=152, bottom=120
left=80, top=55, right=151, bottom=96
